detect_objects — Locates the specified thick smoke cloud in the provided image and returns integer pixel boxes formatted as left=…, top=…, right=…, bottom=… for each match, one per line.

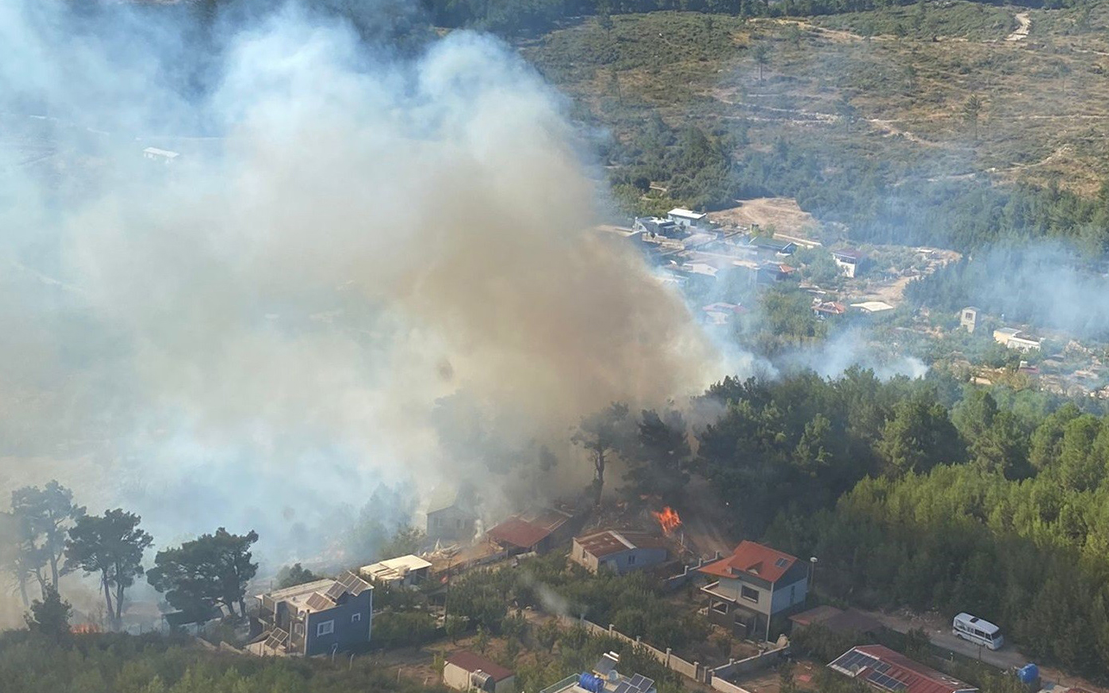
left=0, top=0, right=721, bottom=579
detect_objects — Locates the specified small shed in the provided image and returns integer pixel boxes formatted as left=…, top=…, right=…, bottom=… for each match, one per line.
left=444, top=651, right=516, bottom=693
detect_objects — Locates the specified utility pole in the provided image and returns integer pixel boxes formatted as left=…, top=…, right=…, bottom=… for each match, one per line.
left=809, top=556, right=818, bottom=599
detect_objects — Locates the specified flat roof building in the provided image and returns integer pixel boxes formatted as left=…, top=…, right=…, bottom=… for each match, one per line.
left=360, top=554, right=432, bottom=588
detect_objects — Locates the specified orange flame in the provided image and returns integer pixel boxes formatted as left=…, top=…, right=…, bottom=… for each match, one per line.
left=652, top=506, right=682, bottom=535
left=71, top=623, right=101, bottom=634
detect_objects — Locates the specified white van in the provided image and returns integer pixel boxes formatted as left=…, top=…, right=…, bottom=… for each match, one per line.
left=953, top=612, right=1003, bottom=650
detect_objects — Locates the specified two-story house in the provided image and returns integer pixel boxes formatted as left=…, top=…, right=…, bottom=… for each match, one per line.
left=698, top=541, right=808, bottom=641
left=255, top=571, right=373, bottom=656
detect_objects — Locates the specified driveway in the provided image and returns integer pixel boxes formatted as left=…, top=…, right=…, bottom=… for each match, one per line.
left=861, top=610, right=1027, bottom=670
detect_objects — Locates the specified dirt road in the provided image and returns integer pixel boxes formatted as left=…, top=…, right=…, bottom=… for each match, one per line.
left=863, top=610, right=1027, bottom=670
left=1006, top=13, right=1031, bottom=42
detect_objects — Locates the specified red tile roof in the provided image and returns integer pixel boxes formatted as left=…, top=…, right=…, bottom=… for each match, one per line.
left=446, top=651, right=514, bottom=681
left=487, top=517, right=551, bottom=550
left=832, top=645, right=976, bottom=693
left=698, top=540, right=798, bottom=583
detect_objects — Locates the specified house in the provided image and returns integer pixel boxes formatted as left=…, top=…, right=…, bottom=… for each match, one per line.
left=959, top=307, right=979, bottom=333
left=667, top=208, right=709, bottom=229
left=813, top=300, right=847, bottom=318
left=426, top=483, right=478, bottom=543
left=359, top=554, right=432, bottom=588
left=571, top=530, right=668, bottom=574
left=444, top=651, right=516, bottom=693
left=255, top=571, right=372, bottom=657
left=756, top=262, right=796, bottom=285
left=702, top=302, right=747, bottom=326
left=789, top=605, right=883, bottom=637
left=699, top=541, right=809, bottom=641
left=828, top=645, right=978, bottom=693
left=832, top=250, right=862, bottom=278
left=143, top=147, right=180, bottom=164
left=539, top=653, right=656, bottom=693
left=486, top=506, right=577, bottom=556
left=747, top=236, right=797, bottom=257
left=634, top=217, right=682, bottom=238
left=993, top=327, right=1042, bottom=352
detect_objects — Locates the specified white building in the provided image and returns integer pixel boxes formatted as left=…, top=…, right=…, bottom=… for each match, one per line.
left=143, top=147, right=180, bottom=164
left=667, top=208, right=708, bottom=229
left=832, top=249, right=862, bottom=278
left=359, top=554, right=432, bottom=588
left=539, top=653, right=656, bottom=693
left=993, top=327, right=1042, bottom=352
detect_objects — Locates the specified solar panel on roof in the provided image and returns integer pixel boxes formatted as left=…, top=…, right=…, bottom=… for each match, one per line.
left=629, top=674, right=646, bottom=687
left=775, top=557, right=789, bottom=567
left=636, top=677, right=654, bottom=693
left=613, top=681, right=631, bottom=693
left=324, top=580, right=345, bottom=600
left=874, top=663, right=891, bottom=673
left=264, top=627, right=289, bottom=651
left=305, top=592, right=335, bottom=611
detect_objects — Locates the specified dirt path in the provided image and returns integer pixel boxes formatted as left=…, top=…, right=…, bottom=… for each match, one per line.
left=1006, top=12, right=1031, bottom=42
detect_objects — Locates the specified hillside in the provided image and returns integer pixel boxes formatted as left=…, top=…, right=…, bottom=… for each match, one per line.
left=520, top=3, right=1109, bottom=250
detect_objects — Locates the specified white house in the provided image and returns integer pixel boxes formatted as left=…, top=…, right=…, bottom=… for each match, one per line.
left=359, top=554, right=432, bottom=588
left=667, top=208, right=708, bottom=229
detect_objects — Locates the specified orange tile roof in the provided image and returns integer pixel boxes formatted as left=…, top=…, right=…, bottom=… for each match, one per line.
left=698, top=540, right=798, bottom=583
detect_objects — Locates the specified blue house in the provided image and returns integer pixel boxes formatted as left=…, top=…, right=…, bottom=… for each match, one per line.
left=256, top=571, right=373, bottom=656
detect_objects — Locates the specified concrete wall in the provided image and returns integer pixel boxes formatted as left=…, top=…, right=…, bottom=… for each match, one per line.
left=711, top=677, right=753, bottom=693
left=710, top=645, right=791, bottom=680
left=599, top=547, right=669, bottom=575
left=555, top=615, right=712, bottom=683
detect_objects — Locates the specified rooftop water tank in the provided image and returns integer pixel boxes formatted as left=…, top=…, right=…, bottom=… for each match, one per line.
left=579, top=672, right=605, bottom=693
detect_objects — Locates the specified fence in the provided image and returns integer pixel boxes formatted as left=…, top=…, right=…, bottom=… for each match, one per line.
left=710, top=677, right=753, bottom=693
left=556, top=615, right=712, bottom=683
left=661, top=553, right=723, bottom=593
left=709, top=644, right=791, bottom=680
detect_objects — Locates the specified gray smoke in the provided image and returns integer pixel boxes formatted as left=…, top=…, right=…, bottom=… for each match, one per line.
left=0, top=0, right=724, bottom=597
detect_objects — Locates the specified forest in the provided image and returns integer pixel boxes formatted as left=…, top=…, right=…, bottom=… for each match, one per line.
left=662, top=370, right=1109, bottom=675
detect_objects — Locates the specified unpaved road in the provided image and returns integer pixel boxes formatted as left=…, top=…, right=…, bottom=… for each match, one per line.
left=862, top=610, right=1026, bottom=670
left=1006, top=12, right=1030, bottom=42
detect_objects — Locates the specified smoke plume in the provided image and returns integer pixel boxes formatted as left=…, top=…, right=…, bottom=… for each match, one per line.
left=0, top=0, right=721, bottom=578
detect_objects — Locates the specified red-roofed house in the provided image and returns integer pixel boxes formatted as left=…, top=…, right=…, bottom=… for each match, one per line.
left=698, top=541, right=809, bottom=640
left=828, top=645, right=977, bottom=693
left=486, top=506, right=580, bottom=556
left=444, top=650, right=516, bottom=693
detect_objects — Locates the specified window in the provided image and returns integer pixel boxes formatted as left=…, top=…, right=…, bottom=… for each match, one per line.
left=295, top=623, right=304, bottom=635
left=790, top=585, right=796, bottom=604
left=740, top=585, right=759, bottom=603
left=351, top=613, right=362, bottom=624
left=712, top=601, right=729, bottom=615
left=627, top=554, right=636, bottom=565
left=774, top=557, right=789, bottom=568
left=317, top=620, right=335, bottom=637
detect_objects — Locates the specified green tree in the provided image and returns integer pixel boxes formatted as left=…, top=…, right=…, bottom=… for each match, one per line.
left=622, top=409, right=692, bottom=504
left=66, top=509, right=153, bottom=631
left=147, top=527, right=258, bottom=619
left=9, top=481, right=85, bottom=597
left=537, top=618, right=560, bottom=653
left=379, top=526, right=426, bottom=559
left=752, top=43, right=771, bottom=81
left=573, top=403, right=632, bottom=505
left=446, top=615, right=467, bottom=643
left=878, top=393, right=964, bottom=475
left=275, top=563, right=319, bottom=589
left=962, top=94, right=984, bottom=142
left=24, top=584, right=72, bottom=643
